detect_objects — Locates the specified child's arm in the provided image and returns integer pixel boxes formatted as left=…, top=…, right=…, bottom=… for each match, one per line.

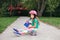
left=28, top=24, right=36, bottom=28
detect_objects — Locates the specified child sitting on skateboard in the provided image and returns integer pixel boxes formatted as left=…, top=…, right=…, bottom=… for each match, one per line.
left=13, top=10, right=39, bottom=36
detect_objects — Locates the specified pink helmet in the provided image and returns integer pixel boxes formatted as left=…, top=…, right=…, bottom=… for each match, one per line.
left=29, top=10, right=37, bottom=15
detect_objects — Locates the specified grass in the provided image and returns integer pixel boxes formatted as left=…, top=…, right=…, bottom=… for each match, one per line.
left=0, top=16, right=18, bottom=33
left=39, top=17, right=60, bottom=29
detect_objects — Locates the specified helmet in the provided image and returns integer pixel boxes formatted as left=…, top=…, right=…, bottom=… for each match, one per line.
left=29, top=10, right=37, bottom=15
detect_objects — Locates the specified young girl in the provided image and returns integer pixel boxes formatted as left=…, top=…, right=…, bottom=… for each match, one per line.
left=29, top=10, right=39, bottom=29
left=13, top=10, right=39, bottom=36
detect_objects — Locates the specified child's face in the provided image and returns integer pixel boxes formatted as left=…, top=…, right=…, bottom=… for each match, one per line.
left=30, top=14, right=34, bottom=19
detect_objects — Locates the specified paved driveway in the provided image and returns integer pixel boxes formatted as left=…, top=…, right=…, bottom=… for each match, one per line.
left=0, top=17, right=60, bottom=40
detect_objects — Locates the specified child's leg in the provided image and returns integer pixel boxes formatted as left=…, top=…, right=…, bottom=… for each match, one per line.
left=29, top=28, right=37, bottom=36
left=13, top=28, right=28, bottom=35
left=19, top=29, right=29, bottom=35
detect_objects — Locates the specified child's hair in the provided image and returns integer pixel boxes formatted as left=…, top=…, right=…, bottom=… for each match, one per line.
left=33, top=14, right=37, bottom=19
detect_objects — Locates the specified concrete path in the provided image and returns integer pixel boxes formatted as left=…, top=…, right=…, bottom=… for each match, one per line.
left=0, top=17, right=60, bottom=40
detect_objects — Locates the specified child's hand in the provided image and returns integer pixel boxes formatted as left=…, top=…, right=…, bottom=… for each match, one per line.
left=28, top=25, right=32, bottom=27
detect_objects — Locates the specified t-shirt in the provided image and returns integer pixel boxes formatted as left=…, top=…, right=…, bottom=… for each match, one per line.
left=31, top=18, right=39, bottom=29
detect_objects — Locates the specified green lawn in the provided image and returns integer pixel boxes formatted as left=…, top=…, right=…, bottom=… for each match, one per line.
left=0, top=17, right=18, bottom=33
left=39, top=17, right=60, bottom=29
